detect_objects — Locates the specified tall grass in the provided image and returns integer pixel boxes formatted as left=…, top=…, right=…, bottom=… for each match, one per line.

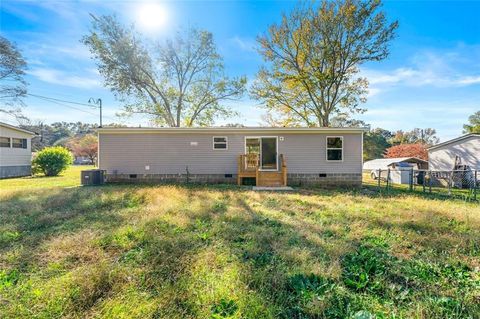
left=0, top=174, right=479, bottom=318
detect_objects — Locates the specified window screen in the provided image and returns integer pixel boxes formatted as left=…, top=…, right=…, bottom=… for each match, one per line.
left=326, top=137, right=343, bottom=161
left=0, top=137, right=10, bottom=148
left=213, top=137, right=227, bottom=150
left=12, top=138, right=27, bottom=149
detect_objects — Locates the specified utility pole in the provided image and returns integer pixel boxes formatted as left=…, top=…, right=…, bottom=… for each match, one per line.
left=88, top=98, right=102, bottom=128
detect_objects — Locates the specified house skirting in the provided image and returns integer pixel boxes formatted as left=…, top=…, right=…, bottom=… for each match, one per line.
left=0, top=165, right=31, bottom=179
left=106, top=172, right=362, bottom=187
left=106, top=173, right=237, bottom=184
left=287, top=173, right=362, bottom=187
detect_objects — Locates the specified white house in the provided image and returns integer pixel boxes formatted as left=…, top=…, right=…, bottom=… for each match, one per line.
left=0, top=122, right=37, bottom=178
left=428, top=134, right=480, bottom=171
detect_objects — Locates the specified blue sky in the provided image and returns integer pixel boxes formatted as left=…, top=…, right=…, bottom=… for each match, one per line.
left=1, top=0, right=479, bottom=141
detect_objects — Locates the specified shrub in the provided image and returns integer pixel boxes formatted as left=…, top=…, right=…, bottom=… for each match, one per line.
left=32, top=146, right=73, bottom=176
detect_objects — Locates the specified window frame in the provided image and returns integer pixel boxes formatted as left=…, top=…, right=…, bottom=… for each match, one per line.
left=12, top=138, right=27, bottom=149
left=326, top=136, right=344, bottom=162
left=0, top=136, right=11, bottom=148
left=212, top=136, right=228, bottom=150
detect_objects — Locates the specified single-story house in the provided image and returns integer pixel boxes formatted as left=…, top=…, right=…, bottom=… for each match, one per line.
left=363, top=157, right=428, bottom=184
left=0, top=122, right=37, bottom=179
left=97, top=127, right=365, bottom=187
left=428, top=134, right=480, bottom=171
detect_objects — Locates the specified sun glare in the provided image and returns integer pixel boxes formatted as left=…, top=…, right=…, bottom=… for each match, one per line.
left=136, top=3, right=168, bottom=30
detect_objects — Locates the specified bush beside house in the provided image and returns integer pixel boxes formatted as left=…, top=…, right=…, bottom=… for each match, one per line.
left=32, top=146, right=73, bottom=176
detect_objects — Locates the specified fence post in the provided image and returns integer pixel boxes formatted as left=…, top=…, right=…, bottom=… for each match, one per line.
left=409, top=168, right=414, bottom=192
left=448, top=171, right=452, bottom=195
left=475, top=170, right=478, bottom=201
left=429, top=170, right=432, bottom=193
left=386, top=169, right=390, bottom=193
left=422, top=170, right=426, bottom=193
left=378, top=169, right=381, bottom=190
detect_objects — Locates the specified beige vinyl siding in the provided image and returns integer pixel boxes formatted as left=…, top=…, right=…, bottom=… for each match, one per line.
left=280, top=134, right=362, bottom=174
left=99, top=132, right=362, bottom=175
left=0, top=126, right=32, bottom=167
left=428, top=136, right=480, bottom=171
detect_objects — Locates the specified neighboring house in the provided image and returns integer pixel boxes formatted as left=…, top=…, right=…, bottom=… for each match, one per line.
left=428, top=134, right=480, bottom=171
left=97, top=127, right=365, bottom=187
left=0, top=122, right=37, bottom=179
left=363, top=157, right=428, bottom=184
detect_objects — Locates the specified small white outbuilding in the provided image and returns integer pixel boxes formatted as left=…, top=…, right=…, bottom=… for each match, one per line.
left=363, top=157, right=428, bottom=184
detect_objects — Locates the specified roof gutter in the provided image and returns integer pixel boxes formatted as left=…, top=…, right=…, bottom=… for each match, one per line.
left=96, top=126, right=368, bottom=134
left=0, top=122, right=38, bottom=136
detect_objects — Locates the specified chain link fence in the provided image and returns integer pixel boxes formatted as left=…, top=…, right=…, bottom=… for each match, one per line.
left=364, top=168, right=479, bottom=202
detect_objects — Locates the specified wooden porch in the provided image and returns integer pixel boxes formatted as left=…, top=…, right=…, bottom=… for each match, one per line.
left=237, top=154, right=287, bottom=187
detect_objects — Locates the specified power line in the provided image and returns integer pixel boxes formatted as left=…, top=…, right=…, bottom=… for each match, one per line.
left=27, top=93, right=96, bottom=108
left=31, top=95, right=99, bottom=116
left=27, top=93, right=118, bottom=121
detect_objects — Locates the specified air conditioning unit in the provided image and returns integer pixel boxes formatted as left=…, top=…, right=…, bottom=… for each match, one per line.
left=81, top=169, right=106, bottom=186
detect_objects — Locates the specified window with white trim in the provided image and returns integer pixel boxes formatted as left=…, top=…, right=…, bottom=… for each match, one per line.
left=326, top=137, right=343, bottom=161
left=0, top=137, right=10, bottom=148
left=12, top=138, right=27, bottom=149
left=213, top=136, right=227, bottom=150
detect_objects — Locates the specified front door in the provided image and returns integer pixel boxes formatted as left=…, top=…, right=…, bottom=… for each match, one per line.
left=261, top=137, right=277, bottom=170
left=245, top=137, right=277, bottom=170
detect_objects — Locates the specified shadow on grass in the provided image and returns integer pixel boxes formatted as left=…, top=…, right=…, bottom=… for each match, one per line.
left=0, top=185, right=146, bottom=268
left=1, top=183, right=478, bottom=318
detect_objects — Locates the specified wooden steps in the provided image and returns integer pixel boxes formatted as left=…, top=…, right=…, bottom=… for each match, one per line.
left=257, top=171, right=284, bottom=187
left=238, top=154, right=287, bottom=187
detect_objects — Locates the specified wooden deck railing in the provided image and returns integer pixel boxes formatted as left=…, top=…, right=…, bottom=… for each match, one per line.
left=238, top=153, right=260, bottom=174
left=237, top=154, right=287, bottom=186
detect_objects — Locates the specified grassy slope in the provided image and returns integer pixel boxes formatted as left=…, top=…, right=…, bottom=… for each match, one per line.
left=0, top=167, right=479, bottom=318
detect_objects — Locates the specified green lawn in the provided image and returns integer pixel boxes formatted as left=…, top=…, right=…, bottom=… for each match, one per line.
left=1, top=167, right=479, bottom=318
left=0, top=165, right=94, bottom=191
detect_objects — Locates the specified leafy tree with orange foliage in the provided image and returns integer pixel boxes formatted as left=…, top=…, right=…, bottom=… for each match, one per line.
left=384, top=143, right=428, bottom=161
left=67, top=134, right=98, bottom=165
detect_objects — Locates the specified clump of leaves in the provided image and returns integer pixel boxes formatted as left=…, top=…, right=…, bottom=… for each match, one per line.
left=242, top=251, right=275, bottom=268
left=286, top=273, right=354, bottom=318
left=211, top=298, right=238, bottom=318
left=341, top=244, right=394, bottom=292
left=190, top=219, right=214, bottom=243
left=212, top=201, right=227, bottom=213
left=0, top=269, right=20, bottom=290
left=288, top=273, right=336, bottom=303
left=0, top=230, right=21, bottom=245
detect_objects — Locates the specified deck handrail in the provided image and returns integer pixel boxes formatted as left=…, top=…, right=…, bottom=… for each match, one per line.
left=237, top=153, right=287, bottom=186
left=237, top=153, right=286, bottom=173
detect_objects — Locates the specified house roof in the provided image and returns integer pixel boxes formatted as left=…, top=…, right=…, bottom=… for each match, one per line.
left=363, top=157, right=427, bottom=170
left=0, top=122, right=37, bottom=136
left=428, top=133, right=480, bottom=151
left=97, top=126, right=367, bottom=134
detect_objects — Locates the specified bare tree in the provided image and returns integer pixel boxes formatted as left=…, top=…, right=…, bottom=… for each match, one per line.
left=0, top=36, right=28, bottom=120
